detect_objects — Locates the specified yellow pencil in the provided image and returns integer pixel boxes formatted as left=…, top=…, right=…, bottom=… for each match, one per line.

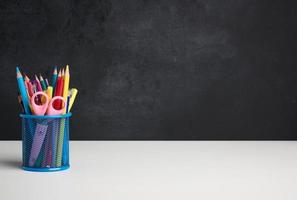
left=62, top=65, right=69, bottom=113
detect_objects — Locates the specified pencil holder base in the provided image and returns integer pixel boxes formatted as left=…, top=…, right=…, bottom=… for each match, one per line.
left=22, top=165, right=69, bottom=172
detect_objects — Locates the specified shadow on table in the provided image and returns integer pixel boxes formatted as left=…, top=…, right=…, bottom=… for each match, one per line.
left=0, top=159, right=22, bottom=169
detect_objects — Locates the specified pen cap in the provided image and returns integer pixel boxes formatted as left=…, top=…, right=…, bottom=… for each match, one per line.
left=46, top=86, right=53, bottom=100
left=68, top=88, right=78, bottom=112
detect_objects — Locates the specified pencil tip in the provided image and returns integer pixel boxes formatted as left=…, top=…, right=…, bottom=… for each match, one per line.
left=65, top=65, right=69, bottom=75
left=16, top=67, right=23, bottom=78
left=24, top=74, right=29, bottom=81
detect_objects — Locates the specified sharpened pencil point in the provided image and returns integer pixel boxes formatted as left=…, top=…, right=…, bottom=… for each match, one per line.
left=65, top=65, right=69, bottom=76
left=54, top=66, right=57, bottom=74
left=35, top=74, right=39, bottom=81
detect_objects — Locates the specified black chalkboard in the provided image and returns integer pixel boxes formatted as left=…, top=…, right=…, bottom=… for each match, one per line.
left=1, top=0, right=297, bottom=140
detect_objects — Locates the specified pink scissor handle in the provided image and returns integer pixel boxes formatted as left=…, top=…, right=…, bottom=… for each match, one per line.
left=47, top=96, right=66, bottom=115
left=31, top=91, right=49, bottom=116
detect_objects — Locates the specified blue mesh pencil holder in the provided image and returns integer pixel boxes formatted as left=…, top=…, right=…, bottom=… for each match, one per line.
left=20, top=113, right=71, bottom=172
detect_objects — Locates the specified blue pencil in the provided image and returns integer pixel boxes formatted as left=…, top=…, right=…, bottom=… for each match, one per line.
left=17, top=67, right=34, bottom=145
left=16, top=67, right=31, bottom=114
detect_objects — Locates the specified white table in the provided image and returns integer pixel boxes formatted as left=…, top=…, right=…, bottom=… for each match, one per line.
left=1, top=141, right=297, bottom=200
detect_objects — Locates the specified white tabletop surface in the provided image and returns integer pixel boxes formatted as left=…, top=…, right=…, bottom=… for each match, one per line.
left=1, top=141, right=297, bottom=200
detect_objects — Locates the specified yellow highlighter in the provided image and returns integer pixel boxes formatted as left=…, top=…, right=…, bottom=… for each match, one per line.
left=46, top=86, right=53, bottom=100
left=68, top=88, right=78, bottom=112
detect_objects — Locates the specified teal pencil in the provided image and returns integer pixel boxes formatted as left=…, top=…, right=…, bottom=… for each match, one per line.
left=16, top=67, right=31, bottom=114
left=51, top=66, right=58, bottom=92
left=45, top=78, right=49, bottom=87
left=39, top=74, right=47, bottom=90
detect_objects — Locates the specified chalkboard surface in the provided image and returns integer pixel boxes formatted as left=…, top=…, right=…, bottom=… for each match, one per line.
left=1, top=0, right=297, bottom=140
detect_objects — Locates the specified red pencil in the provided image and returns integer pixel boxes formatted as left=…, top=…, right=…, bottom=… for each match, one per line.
left=58, top=77, right=64, bottom=109
left=54, top=70, right=64, bottom=109
left=54, top=70, right=61, bottom=95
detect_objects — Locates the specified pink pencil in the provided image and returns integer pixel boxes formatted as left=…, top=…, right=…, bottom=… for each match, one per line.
left=35, top=75, right=43, bottom=92
left=26, top=81, right=34, bottom=97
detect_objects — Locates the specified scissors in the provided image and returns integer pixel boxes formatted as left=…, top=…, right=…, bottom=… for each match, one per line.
left=31, top=91, right=66, bottom=116
left=28, top=91, right=66, bottom=166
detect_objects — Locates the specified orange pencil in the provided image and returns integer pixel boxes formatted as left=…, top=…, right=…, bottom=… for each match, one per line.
left=26, top=81, right=34, bottom=97
left=23, top=75, right=33, bottom=97
left=24, top=75, right=30, bottom=97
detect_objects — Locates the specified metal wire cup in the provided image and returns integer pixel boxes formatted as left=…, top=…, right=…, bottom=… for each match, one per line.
left=20, top=113, right=71, bottom=172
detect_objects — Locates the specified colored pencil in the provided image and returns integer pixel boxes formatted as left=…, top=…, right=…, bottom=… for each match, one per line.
left=45, top=78, right=49, bottom=87
left=16, top=67, right=31, bottom=114
left=24, top=74, right=30, bottom=84
left=16, top=67, right=34, bottom=140
left=35, top=75, right=43, bottom=92
left=32, top=79, right=42, bottom=104
left=54, top=70, right=61, bottom=96
left=62, top=65, right=69, bottom=113
left=17, top=92, right=24, bottom=112
left=50, top=70, right=62, bottom=167
left=26, top=79, right=34, bottom=97
left=57, top=65, right=70, bottom=167
left=51, top=66, right=58, bottom=92
left=32, top=81, right=37, bottom=93
left=61, top=68, right=65, bottom=78
left=54, top=70, right=63, bottom=109
left=39, top=74, right=47, bottom=91
left=23, top=75, right=31, bottom=98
